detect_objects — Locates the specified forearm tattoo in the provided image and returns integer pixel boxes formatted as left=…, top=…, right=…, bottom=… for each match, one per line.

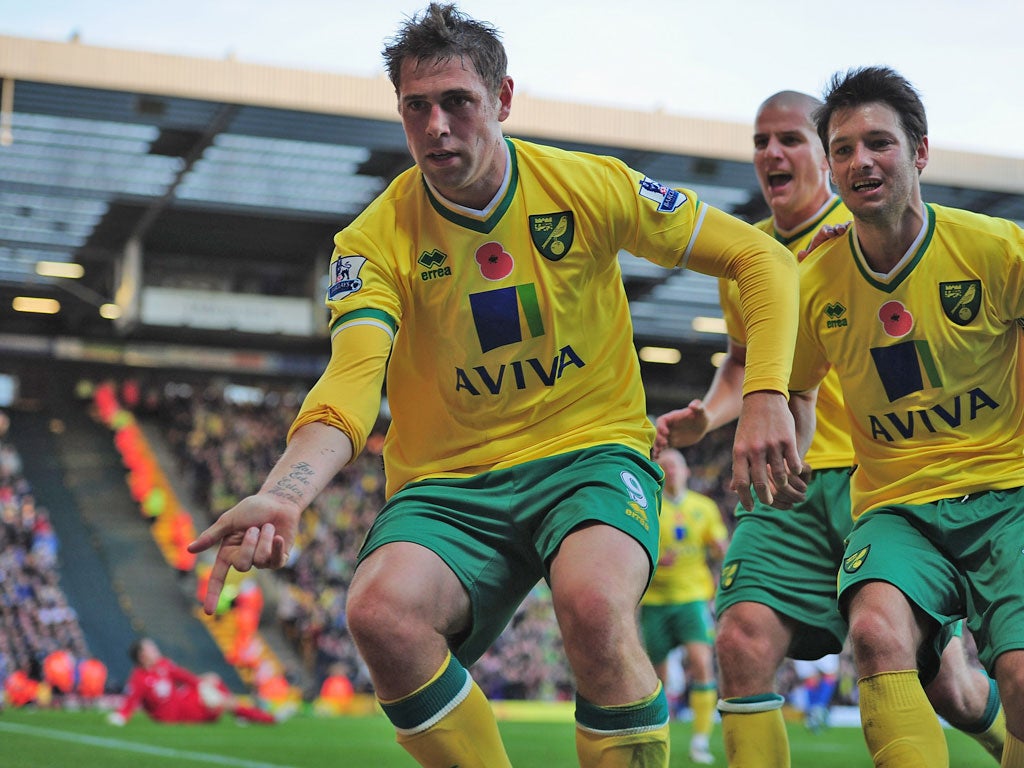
left=268, top=462, right=316, bottom=505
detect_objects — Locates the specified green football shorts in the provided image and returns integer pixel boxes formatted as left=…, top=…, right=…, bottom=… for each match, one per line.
left=357, top=444, right=663, bottom=665
left=714, top=467, right=852, bottom=660
left=839, top=485, right=1024, bottom=678
left=640, top=601, right=714, bottom=665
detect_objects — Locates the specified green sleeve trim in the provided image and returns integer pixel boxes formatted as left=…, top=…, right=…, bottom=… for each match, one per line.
left=330, top=308, right=397, bottom=336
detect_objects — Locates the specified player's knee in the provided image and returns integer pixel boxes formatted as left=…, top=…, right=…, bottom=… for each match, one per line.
left=346, top=582, right=413, bottom=650
left=556, top=585, right=621, bottom=643
left=847, top=609, right=915, bottom=668
left=716, top=622, right=764, bottom=670
left=716, top=609, right=774, bottom=666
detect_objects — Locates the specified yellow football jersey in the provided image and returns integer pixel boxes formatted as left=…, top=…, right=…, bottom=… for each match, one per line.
left=642, top=490, right=727, bottom=605
left=791, top=204, right=1024, bottom=517
left=720, top=195, right=854, bottom=470
left=319, top=138, right=797, bottom=497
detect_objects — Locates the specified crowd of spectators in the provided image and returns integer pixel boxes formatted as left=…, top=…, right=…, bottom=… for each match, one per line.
left=0, top=411, right=92, bottom=697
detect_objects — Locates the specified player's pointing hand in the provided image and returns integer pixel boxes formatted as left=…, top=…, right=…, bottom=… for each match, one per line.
left=188, top=493, right=301, bottom=615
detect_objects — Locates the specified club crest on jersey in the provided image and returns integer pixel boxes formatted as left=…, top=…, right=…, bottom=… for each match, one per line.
left=529, top=212, right=575, bottom=261
left=638, top=176, right=686, bottom=213
left=327, top=255, right=367, bottom=300
left=842, top=545, right=870, bottom=573
left=939, top=280, right=981, bottom=326
left=719, top=562, right=739, bottom=590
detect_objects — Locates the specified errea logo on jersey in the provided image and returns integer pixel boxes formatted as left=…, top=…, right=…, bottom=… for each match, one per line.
left=418, top=249, right=452, bottom=281
left=824, top=301, right=848, bottom=328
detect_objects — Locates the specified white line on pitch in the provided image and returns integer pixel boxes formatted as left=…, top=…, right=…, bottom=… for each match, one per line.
left=0, top=721, right=298, bottom=768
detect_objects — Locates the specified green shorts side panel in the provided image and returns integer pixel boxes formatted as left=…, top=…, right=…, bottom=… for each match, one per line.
left=715, top=467, right=851, bottom=660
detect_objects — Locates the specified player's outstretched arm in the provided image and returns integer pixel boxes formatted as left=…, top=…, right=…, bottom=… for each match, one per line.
left=730, top=390, right=805, bottom=511
left=188, top=422, right=353, bottom=614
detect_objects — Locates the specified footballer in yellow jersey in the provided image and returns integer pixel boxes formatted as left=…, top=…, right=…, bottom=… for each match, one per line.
left=684, top=86, right=1006, bottom=768
left=794, top=66, right=1022, bottom=767
left=191, top=7, right=803, bottom=768
left=302, top=136, right=798, bottom=498
left=791, top=203, right=1024, bottom=517
left=295, top=135, right=798, bottom=768
left=642, top=485, right=727, bottom=607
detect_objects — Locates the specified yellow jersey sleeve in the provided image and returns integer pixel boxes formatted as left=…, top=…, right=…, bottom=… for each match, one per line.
left=288, top=322, right=392, bottom=460
left=688, top=206, right=799, bottom=397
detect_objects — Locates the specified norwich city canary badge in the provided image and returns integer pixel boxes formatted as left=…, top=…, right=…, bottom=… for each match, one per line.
left=842, top=545, right=871, bottom=574
left=939, top=280, right=982, bottom=326
left=719, top=562, right=740, bottom=590
left=530, top=211, right=574, bottom=261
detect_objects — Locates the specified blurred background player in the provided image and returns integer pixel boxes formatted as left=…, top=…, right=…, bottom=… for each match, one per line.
left=656, top=89, right=1004, bottom=766
left=639, top=448, right=728, bottom=764
left=107, top=637, right=275, bottom=725
left=789, top=655, right=840, bottom=732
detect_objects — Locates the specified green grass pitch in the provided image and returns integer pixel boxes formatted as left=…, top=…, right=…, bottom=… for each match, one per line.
left=0, top=707, right=994, bottom=767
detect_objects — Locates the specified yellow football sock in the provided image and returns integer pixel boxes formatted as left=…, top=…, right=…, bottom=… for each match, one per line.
left=1002, top=730, right=1024, bottom=768
left=959, top=675, right=1004, bottom=763
left=719, top=693, right=789, bottom=768
left=575, top=683, right=670, bottom=768
left=380, top=652, right=511, bottom=768
left=689, top=684, right=717, bottom=738
left=859, top=670, right=947, bottom=767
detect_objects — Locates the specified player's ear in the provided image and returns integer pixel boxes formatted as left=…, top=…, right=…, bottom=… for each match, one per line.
left=914, top=136, right=929, bottom=173
left=497, top=77, right=513, bottom=122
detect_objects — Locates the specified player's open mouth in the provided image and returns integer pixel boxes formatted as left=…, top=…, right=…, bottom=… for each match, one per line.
left=768, top=172, right=792, bottom=189
left=852, top=179, right=882, bottom=192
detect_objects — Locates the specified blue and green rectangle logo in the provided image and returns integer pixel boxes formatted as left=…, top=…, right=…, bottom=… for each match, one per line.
left=469, top=284, right=545, bottom=353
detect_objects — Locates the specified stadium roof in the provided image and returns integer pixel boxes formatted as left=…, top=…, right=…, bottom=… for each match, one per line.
left=2, top=35, right=1023, bottom=404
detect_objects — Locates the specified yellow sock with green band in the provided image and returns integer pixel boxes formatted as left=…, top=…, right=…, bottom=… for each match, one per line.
left=689, top=683, right=717, bottom=738
left=379, top=652, right=511, bottom=768
left=1001, top=730, right=1024, bottom=768
left=575, top=682, right=670, bottom=767
left=859, top=670, right=947, bottom=767
left=719, top=693, right=789, bottom=767
left=957, top=675, right=1005, bottom=762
